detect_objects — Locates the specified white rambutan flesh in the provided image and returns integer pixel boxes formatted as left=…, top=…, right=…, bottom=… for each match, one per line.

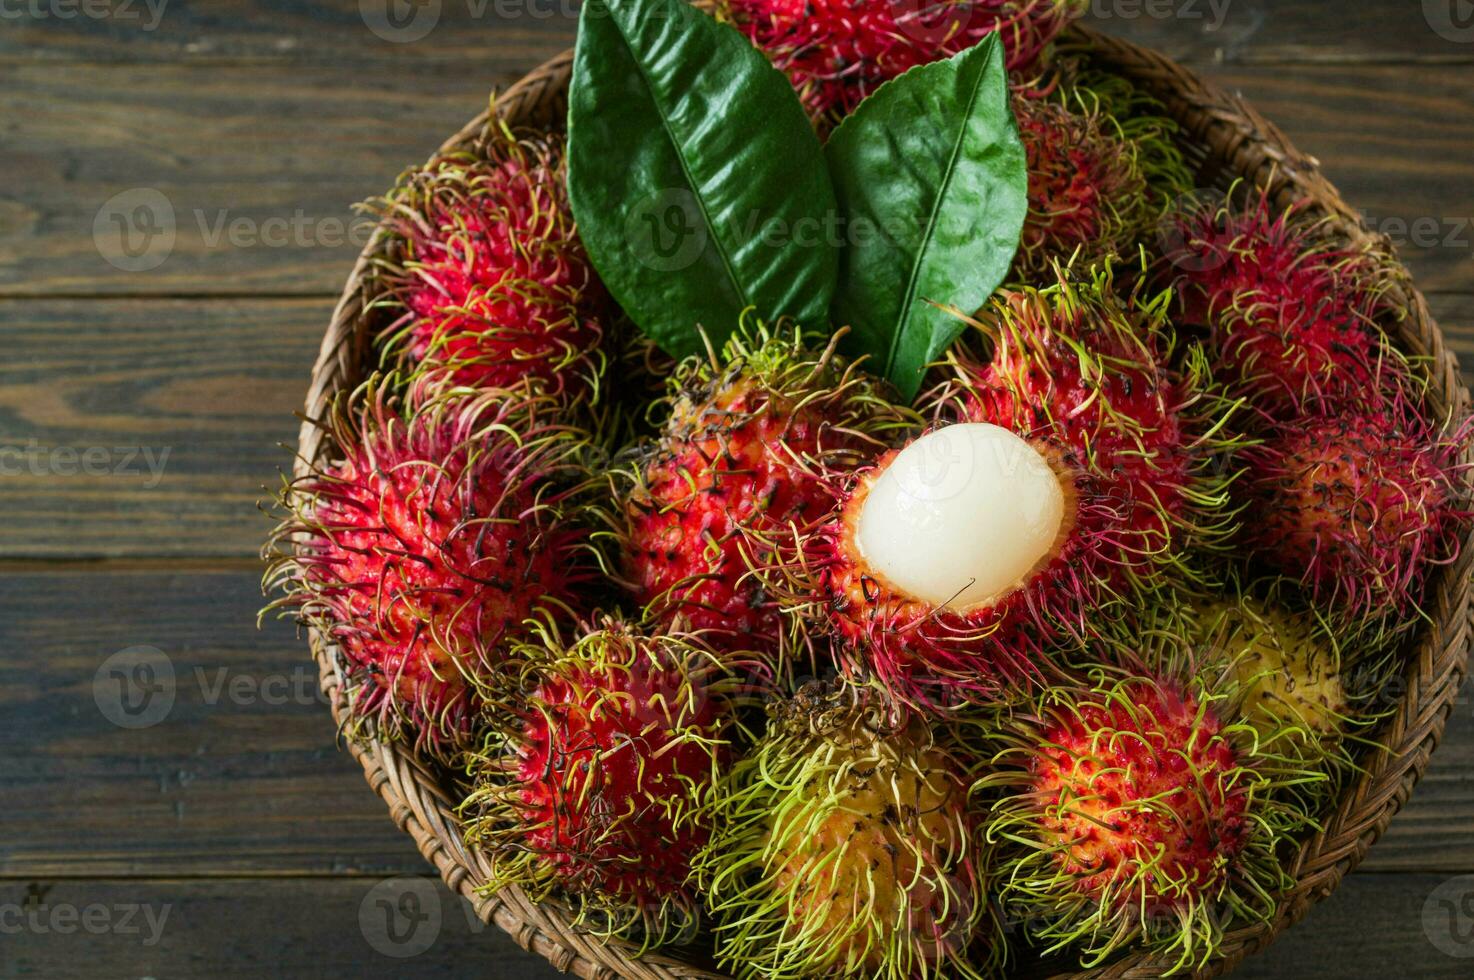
left=856, top=422, right=1066, bottom=611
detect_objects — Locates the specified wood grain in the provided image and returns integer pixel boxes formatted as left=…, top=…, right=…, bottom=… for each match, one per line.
left=0, top=878, right=562, bottom=978
left=0, top=873, right=1470, bottom=978
left=3, top=43, right=1474, bottom=296
left=0, top=299, right=323, bottom=559
left=1, top=0, right=1470, bottom=66
left=0, top=568, right=428, bottom=877
left=4, top=3, right=1473, bottom=978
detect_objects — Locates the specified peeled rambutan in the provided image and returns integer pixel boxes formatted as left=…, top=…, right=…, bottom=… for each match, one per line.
left=979, top=649, right=1319, bottom=971
left=779, top=270, right=1233, bottom=709
left=1159, top=186, right=1402, bottom=418
left=1235, top=409, right=1469, bottom=620
left=697, top=680, right=995, bottom=979
left=620, top=321, right=917, bottom=660
left=726, top=0, right=1087, bottom=129
left=461, top=622, right=741, bottom=946
left=261, top=380, right=594, bottom=760
left=1012, top=85, right=1189, bottom=284
left=372, top=129, right=606, bottom=398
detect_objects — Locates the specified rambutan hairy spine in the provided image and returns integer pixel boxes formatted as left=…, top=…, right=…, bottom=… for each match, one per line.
left=1235, top=405, right=1472, bottom=622
left=261, top=376, right=599, bottom=762
left=1183, top=578, right=1395, bottom=811
left=726, top=0, right=1089, bottom=131
left=1011, top=82, right=1190, bottom=284
left=696, top=680, right=999, bottom=979
left=764, top=262, right=1239, bottom=711
left=460, top=619, right=749, bottom=949
left=367, top=122, right=608, bottom=402
left=977, top=638, right=1323, bottom=973
left=1158, top=182, right=1409, bottom=421
left=615, top=318, right=919, bottom=669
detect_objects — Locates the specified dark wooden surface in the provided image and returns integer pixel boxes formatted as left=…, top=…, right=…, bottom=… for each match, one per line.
left=1, top=2, right=1472, bottom=976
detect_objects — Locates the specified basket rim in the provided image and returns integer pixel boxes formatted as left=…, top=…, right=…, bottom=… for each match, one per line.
left=295, top=25, right=1474, bottom=980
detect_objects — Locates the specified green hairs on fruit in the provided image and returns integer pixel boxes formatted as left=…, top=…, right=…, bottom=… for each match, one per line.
left=696, top=681, right=998, bottom=979
left=460, top=619, right=748, bottom=949
left=1010, top=78, right=1192, bottom=284
left=932, top=259, right=1244, bottom=593
left=614, top=316, right=919, bottom=667
left=977, top=629, right=1323, bottom=973
left=1184, top=578, right=1397, bottom=810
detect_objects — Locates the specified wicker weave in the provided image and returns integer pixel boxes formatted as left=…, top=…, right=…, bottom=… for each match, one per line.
left=298, top=26, right=1473, bottom=980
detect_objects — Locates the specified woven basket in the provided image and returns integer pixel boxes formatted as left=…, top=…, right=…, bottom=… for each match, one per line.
left=298, top=25, right=1474, bottom=980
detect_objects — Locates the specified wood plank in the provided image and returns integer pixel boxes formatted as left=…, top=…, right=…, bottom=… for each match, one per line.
left=0, top=567, right=429, bottom=876
left=0, top=298, right=322, bottom=559
left=1084, top=0, right=1474, bottom=65
left=0, top=62, right=494, bottom=297
left=1, top=565, right=1470, bottom=878
left=1235, top=873, right=1474, bottom=978
left=0, top=878, right=562, bottom=979
left=2, top=0, right=1470, bottom=66
left=1, top=293, right=1472, bottom=562
left=0, top=873, right=1468, bottom=977
left=4, top=60, right=1472, bottom=297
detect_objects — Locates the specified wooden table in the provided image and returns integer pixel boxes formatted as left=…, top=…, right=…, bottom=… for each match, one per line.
left=2, top=1, right=1471, bottom=976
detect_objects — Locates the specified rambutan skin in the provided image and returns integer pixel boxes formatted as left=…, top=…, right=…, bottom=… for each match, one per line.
left=462, top=622, right=744, bottom=946
left=787, top=268, right=1234, bottom=710
left=620, top=322, right=917, bottom=660
left=261, top=380, right=596, bottom=760
left=1159, top=188, right=1402, bottom=419
left=372, top=130, right=607, bottom=398
left=726, top=0, right=1087, bottom=128
left=978, top=653, right=1318, bottom=972
left=1011, top=83, right=1188, bottom=284
left=1236, top=411, right=1469, bottom=621
left=696, top=681, right=996, bottom=979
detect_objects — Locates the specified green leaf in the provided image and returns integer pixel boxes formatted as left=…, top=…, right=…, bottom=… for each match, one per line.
left=567, top=0, right=838, bottom=359
left=825, top=36, right=1028, bottom=400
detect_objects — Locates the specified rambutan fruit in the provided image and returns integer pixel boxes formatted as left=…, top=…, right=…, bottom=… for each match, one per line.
left=371, top=128, right=607, bottom=399
left=461, top=621, right=742, bottom=947
left=726, top=0, right=1088, bottom=130
left=1235, top=409, right=1470, bottom=621
left=978, top=647, right=1321, bottom=972
left=696, top=680, right=996, bottom=979
left=1012, top=84, right=1189, bottom=284
left=1196, top=595, right=1349, bottom=750
left=1159, top=186, right=1402, bottom=418
left=776, top=269, right=1234, bottom=709
left=261, top=379, right=595, bottom=760
left=619, top=321, right=918, bottom=660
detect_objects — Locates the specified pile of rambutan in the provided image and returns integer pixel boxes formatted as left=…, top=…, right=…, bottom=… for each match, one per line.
left=1161, top=185, right=1472, bottom=623
left=614, top=321, right=917, bottom=665
left=261, top=3, right=1471, bottom=976
left=726, top=0, right=1088, bottom=128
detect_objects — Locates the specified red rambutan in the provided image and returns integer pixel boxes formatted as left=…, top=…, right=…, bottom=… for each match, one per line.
left=1160, top=186, right=1402, bottom=418
left=620, top=321, right=917, bottom=660
left=777, top=269, right=1233, bottom=709
left=1236, top=409, right=1470, bottom=620
left=262, top=380, right=595, bottom=759
left=726, top=0, right=1087, bottom=129
left=979, top=649, right=1319, bottom=970
left=462, top=621, right=742, bottom=946
left=373, top=129, right=607, bottom=398
left=1012, top=84, right=1189, bottom=283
